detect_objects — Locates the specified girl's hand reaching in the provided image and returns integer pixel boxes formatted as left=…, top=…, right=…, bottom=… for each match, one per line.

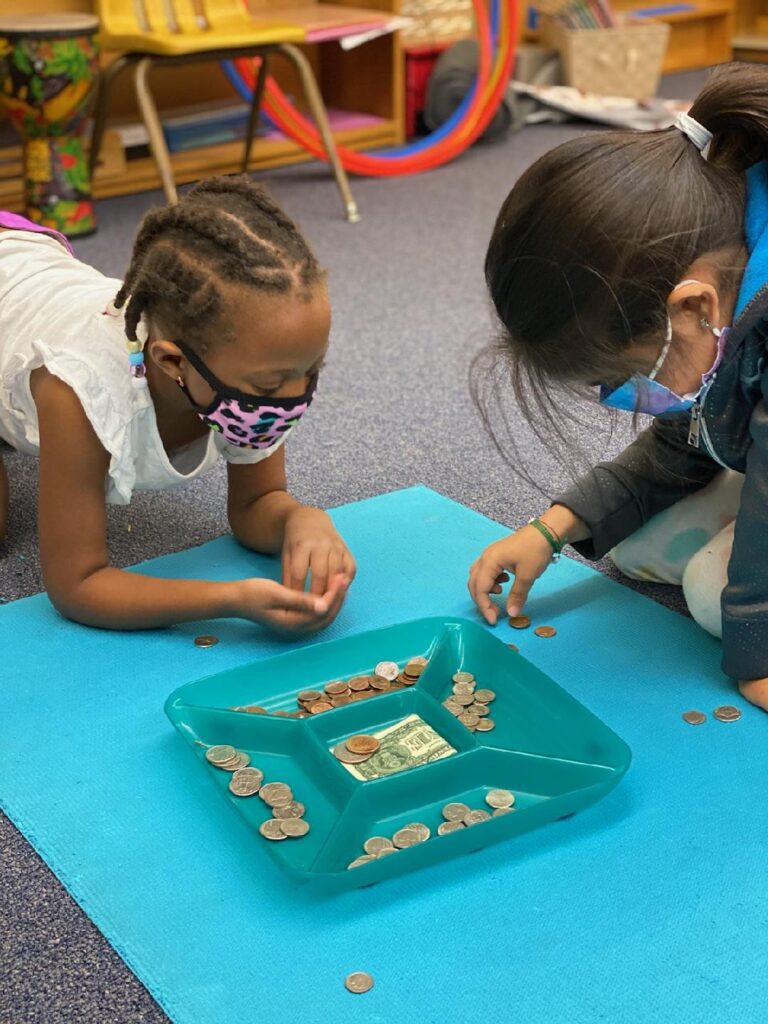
left=468, top=527, right=554, bottom=625
left=281, top=506, right=356, bottom=597
left=234, top=574, right=350, bottom=636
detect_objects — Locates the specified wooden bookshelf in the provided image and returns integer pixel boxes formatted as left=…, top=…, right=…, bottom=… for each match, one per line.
left=0, top=0, right=404, bottom=208
left=733, top=0, right=768, bottom=61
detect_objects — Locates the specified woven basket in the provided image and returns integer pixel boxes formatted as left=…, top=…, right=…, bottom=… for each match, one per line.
left=541, top=17, right=670, bottom=99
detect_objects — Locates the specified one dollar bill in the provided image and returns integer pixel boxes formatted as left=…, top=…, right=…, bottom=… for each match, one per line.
left=340, top=714, right=456, bottom=781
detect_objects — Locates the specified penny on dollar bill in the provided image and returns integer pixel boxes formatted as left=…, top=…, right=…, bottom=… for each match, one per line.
left=474, top=689, right=496, bottom=703
left=442, top=802, right=470, bottom=821
left=403, top=822, right=431, bottom=842
left=453, top=671, right=475, bottom=685
left=534, top=625, right=557, bottom=638
left=333, top=742, right=374, bottom=764
left=375, top=661, right=400, bottom=681
left=259, top=782, right=293, bottom=806
left=259, top=819, right=287, bottom=841
left=272, top=801, right=305, bottom=819
left=464, top=809, right=491, bottom=825
left=486, top=788, right=515, bottom=809
left=344, top=972, right=374, bottom=994
left=437, top=820, right=466, bottom=835
left=392, top=827, right=421, bottom=848
left=475, top=718, right=495, bottom=732
left=308, top=701, right=334, bottom=714
left=194, top=635, right=219, bottom=648
left=298, top=689, right=323, bottom=705
left=363, top=836, right=394, bottom=856
left=228, top=767, right=264, bottom=796
left=279, top=818, right=310, bottom=837
left=713, top=705, right=742, bottom=722
left=682, top=710, right=707, bottom=725
left=346, top=735, right=380, bottom=755
left=348, top=855, right=376, bottom=869
left=205, top=744, right=236, bottom=766
left=509, top=615, right=531, bottom=629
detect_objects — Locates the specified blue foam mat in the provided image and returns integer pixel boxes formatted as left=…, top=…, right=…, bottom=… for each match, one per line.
left=2, top=486, right=766, bottom=1024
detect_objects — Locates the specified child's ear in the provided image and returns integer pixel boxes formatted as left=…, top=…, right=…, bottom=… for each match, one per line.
left=667, top=279, right=721, bottom=331
left=146, top=338, right=185, bottom=381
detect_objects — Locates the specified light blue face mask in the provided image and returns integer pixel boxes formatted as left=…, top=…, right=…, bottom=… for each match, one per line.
left=599, top=316, right=729, bottom=417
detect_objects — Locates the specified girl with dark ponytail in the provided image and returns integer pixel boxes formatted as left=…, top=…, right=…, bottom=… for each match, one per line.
left=469, top=63, right=768, bottom=711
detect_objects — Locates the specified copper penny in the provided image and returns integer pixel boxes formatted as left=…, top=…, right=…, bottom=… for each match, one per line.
left=508, top=616, right=530, bottom=629
left=242, top=705, right=267, bottom=714
left=344, top=972, right=374, bottom=994
left=298, top=689, right=323, bottom=705
left=682, top=710, right=707, bottom=726
left=308, top=700, right=333, bottom=714
left=194, top=635, right=219, bottom=648
left=348, top=677, right=371, bottom=692
left=325, top=680, right=349, bottom=697
left=370, top=676, right=391, bottom=691
left=713, top=705, right=742, bottom=722
left=507, top=643, right=519, bottom=651
left=534, top=625, right=557, bottom=638
left=346, top=734, right=380, bottom=755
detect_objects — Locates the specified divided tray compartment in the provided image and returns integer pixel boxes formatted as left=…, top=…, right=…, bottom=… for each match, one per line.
left=165, top=617, right=631, bottom=892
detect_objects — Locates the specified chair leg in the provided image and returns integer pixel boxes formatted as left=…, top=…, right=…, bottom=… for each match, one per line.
left=89, top=53, right=134, bottom=181
left=242, top=53, right=270, bottom=173
left=276, top=43, right=360, bottom=224
left=134, top=56, right=178, bottom=204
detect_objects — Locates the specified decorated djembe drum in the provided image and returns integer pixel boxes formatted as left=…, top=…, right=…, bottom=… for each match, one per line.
left=0, top=13, right=100, bottom=236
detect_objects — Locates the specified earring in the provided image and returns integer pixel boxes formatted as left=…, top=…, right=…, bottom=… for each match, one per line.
left=176, top=376, right=185, bottom=387
left=700, top=317, right=711, bottom=330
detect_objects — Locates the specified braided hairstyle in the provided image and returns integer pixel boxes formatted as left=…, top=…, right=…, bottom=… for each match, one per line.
left=114, top=176, right=323, bottom=351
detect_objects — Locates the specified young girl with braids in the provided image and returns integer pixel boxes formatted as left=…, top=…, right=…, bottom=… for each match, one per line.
left=0, top=176, right=355, bottom=633
left=468, top=63, right=768, bottom=711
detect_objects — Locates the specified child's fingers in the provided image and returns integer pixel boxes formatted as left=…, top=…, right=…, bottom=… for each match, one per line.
left=468, top=558, right=501, bottom=625
left=282, top=549, right=310, bottom=593
left=267, top=581, right=329, bottom=617
left=342, top=550, right=357, bottom=581
left=309, top=549, right=331, bottom=596
left=506, top=574, right=535, bottom=618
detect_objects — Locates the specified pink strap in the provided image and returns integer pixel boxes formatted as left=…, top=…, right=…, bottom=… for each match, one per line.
left=0, top=210, right=74, bottom=255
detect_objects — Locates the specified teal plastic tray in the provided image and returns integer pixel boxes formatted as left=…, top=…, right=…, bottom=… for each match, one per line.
left=165, top=617, right=631, bottom=892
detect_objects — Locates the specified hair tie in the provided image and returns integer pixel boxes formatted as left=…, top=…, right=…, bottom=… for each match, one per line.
left=674, top=112, right=713, bottom=155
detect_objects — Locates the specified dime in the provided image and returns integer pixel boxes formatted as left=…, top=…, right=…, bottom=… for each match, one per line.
left=375, top=661, right=400, bottom=681
left=475, top=718, right=495, bottom=732
left=220, top=752, right=251, bottom=771
left=509, top=615, right=530, bottom=629
left=279, top=818, right=310, bottom=837
left=403, top=822, right=431, bottom=842
left=344, top=972, right=374, bottom=994
left=259, top=819, right=287, bottom=841
left=458, top=712, right=480, bottom=729
left=228, top=767, right=264, bottom=797
left=534, top=625, right=557, bottom=638
left=453, top=671, right=475, bottom=685
left=486, top=788, right=515, bottom=809
left=272, top=801, right=305, bottom=819
left=308, top=701, right=334, bottom=714
left=333, top=742, right=374, bottom=764
left=325, top=680, right=349, bottom=697
left=493, top=806, right=514, bottom=817
left=259, top=782, right=293, bottom=807
left=474, top=689, right=496, bottom=703
left=348, top=855, right=376, bottom=869
left=194, top=635, right=219, bottom=648
left=442, top=801, right=470, bottom=821
left=363, top=836, right=394, bottom=856
left=682, top=710, right=707, bottom=726
left=370, top=676, right=391, bottom=691
left=348, top=676, right=372, bottom=691
left=437, top=820, right=465, bottom=835
left=713, top=705, right=742, bottom=722
left=205, top=744, right=237, bottom=766
left=392, top=827, right=421, bottom=848
left=464, top=809, right=491, bottom=825
left=298, top=689, right=323, bottom=705
left=346, top=735, right=380, bottom=755
left=471, top=703, right=490, bottom=717
left=409, top=656, right=429, bottom=667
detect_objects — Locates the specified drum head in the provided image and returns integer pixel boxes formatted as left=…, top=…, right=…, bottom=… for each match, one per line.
left=0, top=13, right=99, bottom=39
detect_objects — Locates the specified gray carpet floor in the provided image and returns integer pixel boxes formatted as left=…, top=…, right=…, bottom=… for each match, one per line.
left=1, top=69, right=705, bottom=1022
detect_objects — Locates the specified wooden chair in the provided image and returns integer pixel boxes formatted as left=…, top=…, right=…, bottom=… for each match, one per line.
left=89, top=0, right=360, bottom=220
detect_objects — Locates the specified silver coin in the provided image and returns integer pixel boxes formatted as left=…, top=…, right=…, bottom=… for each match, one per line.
left=392, top=827, right=421, bottom=848
left=220, top=752, right=251, bottom=771
left=486, top=788, right=515, bottom=809
left=376, top=846, right=397, bottom=858
left=205, top=744, right=236, bottom=766
left=272, top=800, right=305, bottom=819
left=374, top=660, right=400, bottom=681
left=279, top=818, right=310, bottom=837
left=333, top=742, right=374, bottom=764
left=228, top=767, right=264, bottom=796
left=344, top=972, right=374, bottom=994
left=437, top=820, right=466, bottom=835
left=453, top=671, right=475, bottom=685
left=464, top=809, right=491, bottom=825
left=348, top=855, right=376, bottom=869
left=259, top=782, right=293, bottom=807
left=259, top=819, right=287, bottom=841
left=403, top=822, right=431, bottom=842
left=442, top=802, right=470, bottom=821
left=364, top=836, right=394, bottom=856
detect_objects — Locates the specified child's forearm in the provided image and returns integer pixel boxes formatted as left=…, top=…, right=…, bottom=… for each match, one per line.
left=229, top=488, right=301, bottom=554
left=50, top=566, right=243, bottom=630
left=540, top=504, right=591, bottom=544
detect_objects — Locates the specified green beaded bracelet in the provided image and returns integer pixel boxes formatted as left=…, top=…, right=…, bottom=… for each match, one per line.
left=527, top=518, right=564, bottom=560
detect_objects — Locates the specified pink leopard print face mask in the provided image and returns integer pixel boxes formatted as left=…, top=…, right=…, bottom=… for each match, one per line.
left=175, top=341, right=317, bottom=449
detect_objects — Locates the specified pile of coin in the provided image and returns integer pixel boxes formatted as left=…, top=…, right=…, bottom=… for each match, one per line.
left=508, top=616, right=557, bottom=638
left=204, top=744, right=309, bottom=841
left=443, top=671, right=496, bottom=732
left=229, top=655, right=429, bottom=718
left=682, top=705, right=743, bottom=725
left=332, top=733, right=381, bottom=764
left=347, top=789, right=516, bottom=868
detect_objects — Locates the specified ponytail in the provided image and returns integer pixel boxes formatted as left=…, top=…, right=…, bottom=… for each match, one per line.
left=690, top=62, right=768, bottom=171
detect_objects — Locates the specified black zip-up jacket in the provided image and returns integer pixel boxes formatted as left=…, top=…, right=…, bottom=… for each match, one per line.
left=555, top=285, right=768, bottom=682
